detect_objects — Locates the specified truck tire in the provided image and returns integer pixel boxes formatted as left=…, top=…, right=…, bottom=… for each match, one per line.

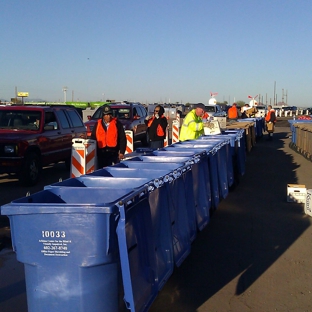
left=19, top=152, right=41, bottom=186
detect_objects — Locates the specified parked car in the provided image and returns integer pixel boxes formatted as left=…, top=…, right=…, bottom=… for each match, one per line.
left=0, top=105, right=86, bottom=185
left=204, top=104, right=227, bottom=118
left=282, top=106, right=297, bottom=111
left=84, top=102, right=149, bottom=145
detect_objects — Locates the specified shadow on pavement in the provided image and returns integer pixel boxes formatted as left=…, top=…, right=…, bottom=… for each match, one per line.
left=150, top=130, right=310, bottom=311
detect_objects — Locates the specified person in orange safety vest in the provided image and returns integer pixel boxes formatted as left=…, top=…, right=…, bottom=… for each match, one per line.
left=265, top=105, right=277, bottom=141
left=145, top=105, right=168, bottom=149
left=91, top=105, right=126, bottom=168
left=228, top=103, right=241, bottom=121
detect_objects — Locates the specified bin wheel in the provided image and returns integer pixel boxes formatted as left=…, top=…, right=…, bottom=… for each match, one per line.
left=19, top=152, right=41, bottom=186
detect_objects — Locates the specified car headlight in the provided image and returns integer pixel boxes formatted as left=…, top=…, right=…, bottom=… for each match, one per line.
left=4, top=145, right=16, bottom=154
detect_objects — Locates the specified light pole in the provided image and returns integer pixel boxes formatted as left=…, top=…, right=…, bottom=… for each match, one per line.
left=62, top=86, right=68, bottom=103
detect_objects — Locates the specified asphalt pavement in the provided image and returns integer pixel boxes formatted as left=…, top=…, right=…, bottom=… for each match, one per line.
left=1, top=119, right=312, bottom=312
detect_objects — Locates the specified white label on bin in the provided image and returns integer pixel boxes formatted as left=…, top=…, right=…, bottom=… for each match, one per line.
left=39, top=232, right=72, bottom=257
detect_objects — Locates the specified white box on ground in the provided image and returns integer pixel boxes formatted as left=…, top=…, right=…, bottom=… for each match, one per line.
left=305, top=189, right=312, bottom=217
left=287, top=184, right=306, bottom=203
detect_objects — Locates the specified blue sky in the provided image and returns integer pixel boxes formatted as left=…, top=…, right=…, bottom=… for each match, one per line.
left=1, top=0, right=312, bottom=107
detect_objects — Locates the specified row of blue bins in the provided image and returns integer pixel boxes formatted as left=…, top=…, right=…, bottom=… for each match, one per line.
left=1, top=129, right=246, bottom=312
left=288, top=119, right=312, bottom=144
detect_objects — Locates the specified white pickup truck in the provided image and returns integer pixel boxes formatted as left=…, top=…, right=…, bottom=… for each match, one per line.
left=204, top=104, right=227, bottom=117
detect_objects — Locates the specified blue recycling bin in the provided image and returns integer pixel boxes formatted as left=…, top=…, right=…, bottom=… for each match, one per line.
left=210, top=131, right=244, bottom=186
left=87, top=166, right=191, bottom=267
left=197, top=136, right=234, bottom=189
left=46, top=175, right=174, bottom=292
left=114, top=160, right=197, bottom=243
left=133, top=151, right=212, bottom=231
left=1, top=187, right=154, bottom=312
left=192, top=138, right=233, bottom=194
left=222, top=130, right=246, bottom=176
left=168, top=142, right=225, bottom=209
left=237, top=117, right=264, bottom=137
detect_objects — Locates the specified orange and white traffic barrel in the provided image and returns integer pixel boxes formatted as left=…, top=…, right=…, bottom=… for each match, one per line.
left=176, top=112, right=180, bottom=126
left=172, top=120, right=180, bottom=143
left=164, top=127, right=169, bottom=147
left=71, top=139, right=97, bottom=177
left=125, top=130, right=134, bottom=154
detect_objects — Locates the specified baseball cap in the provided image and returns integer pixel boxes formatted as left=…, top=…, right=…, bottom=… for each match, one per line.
left=195, top=103, right=206, bottom=111
left=102, top=105, right=113, bottom=115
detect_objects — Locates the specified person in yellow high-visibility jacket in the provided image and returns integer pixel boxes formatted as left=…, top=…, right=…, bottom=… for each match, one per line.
left=179, top=103, right=206, bottom=141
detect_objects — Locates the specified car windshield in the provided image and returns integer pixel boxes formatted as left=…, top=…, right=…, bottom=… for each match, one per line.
left=205, top=106, right=216, bottom=113
left=91, top=106, right=131, bottom=119
left=0, top=110, right=42, bottom=130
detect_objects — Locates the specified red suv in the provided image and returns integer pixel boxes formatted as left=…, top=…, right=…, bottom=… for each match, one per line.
left=0, top=105, right=87, bottom=185
left=85, top=102, right=149, bottom=145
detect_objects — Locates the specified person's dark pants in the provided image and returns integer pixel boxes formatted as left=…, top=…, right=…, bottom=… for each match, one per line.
left=149, top=140, right=164, bottom=150
left=97, top=150, right=119, bottom=168
left=266, top=132, right=273, bottom=141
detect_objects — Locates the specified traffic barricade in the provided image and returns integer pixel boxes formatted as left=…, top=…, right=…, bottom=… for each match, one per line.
left=125, top=130, right=134, bottom=154
left=133, top=151, right=211, bottom=234
left=71, top=138, right=97, bottom=177
left=171, top=120, right=180, bottom=143
left=1, top=186, right=159, bottom=312
left=87, top=166, right=191, bottom=267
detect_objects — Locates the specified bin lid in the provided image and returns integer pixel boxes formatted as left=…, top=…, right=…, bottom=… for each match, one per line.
left=124, top=155, right=192, bottom=163
left=120, top=161, right=185, bottom=171
left=46, top=177, right=152, bottom=189
left=1, top=187, right=136, bottom=215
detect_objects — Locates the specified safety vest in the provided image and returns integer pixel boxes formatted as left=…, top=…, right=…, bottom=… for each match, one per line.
left=147, top=116, right=165, bottom=136
left=95, top=118, right=118, bottom=148
left=228, top=106, right=238, bottom=119
left=202, top=112, right=209, bottom=119
left=265, top=110, right=276, bottom=123
left=179, top=109, right=204, bottom=141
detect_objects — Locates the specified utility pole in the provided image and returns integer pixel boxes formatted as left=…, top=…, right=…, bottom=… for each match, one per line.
left=62, top=86, right=68, bottom=103
left=273, top=81, right=276, bottom=106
